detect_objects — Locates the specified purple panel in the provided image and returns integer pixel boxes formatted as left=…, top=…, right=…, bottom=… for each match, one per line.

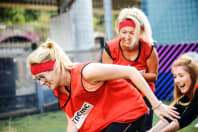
left=178, top=43, right=197, bottom=55
left=158, top=45, right=173, bottom=62
left=155, top=45, right=160, bottom=50
left=164, top=44, right=192, bottom=72
left=158, top=43, right=197, bottom=72
left=156, top=45, right=167, bottom=55
left=159, top=45, right=180, bottom=72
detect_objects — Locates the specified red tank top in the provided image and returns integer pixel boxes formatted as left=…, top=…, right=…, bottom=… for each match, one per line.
left=53, top=62, right=148, bottom=132
left=106, top=38, right=155, bottom=96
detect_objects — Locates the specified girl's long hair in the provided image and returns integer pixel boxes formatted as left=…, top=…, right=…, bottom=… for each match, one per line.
left=171, top=55, right=198, bottom=106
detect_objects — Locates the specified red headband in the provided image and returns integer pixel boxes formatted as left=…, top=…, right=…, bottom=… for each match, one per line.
left=30, top=60, right=56, bottom=75
left=119, top=20, right=136, bottom=31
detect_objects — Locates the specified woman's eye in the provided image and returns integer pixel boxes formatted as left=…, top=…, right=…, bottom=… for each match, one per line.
left=130, top=32, right=134, bottom=35
left=39, top=75, right=46, bottom=79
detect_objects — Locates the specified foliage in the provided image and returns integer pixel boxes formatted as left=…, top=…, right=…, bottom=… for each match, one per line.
left=0, top=8, right=35, bottom=25
left=0, top=8, right=57, bottom=26
left=93, top=12, right=119, bottom=36
left=24, top=10, right=41, bottom=22
left=0, top=8, right=58, bottom=41
left=93, top=13, right=105, bottom=32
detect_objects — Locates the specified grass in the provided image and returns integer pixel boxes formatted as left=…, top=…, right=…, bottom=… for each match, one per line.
left=0, top=108, right=198, bottom=132
left=0, top=110, right=67, bottom=132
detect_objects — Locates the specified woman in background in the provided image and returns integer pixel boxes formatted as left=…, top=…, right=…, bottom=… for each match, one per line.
left=102, top=7, right=158, bottom=131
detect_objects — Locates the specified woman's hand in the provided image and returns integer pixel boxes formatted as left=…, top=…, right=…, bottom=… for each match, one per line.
left=153, top=102, right=180, bottom=122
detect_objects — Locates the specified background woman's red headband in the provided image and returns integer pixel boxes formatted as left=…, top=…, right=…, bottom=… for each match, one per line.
left=30, top=60, right=56, bottom=75
left=119, top=20, right=136, bottom=31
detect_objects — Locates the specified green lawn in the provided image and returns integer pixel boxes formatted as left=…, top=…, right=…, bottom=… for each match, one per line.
left=0, top=109, right=198, bottom=132
left=0, top=111, right=67, bottom=132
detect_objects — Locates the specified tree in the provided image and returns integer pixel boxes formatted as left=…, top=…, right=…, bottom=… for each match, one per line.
left=0, top=8, right=57, bottom=25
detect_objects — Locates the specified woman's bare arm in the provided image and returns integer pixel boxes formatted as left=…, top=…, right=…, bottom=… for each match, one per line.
left=160, top=120, right=180, bottom=132
left=82, top=63, right=179, bottom=121
left=143, top=48, right=159, bottom=82
left=66, top=115, right=78, bottom=132
left=148, top=120, right=169, bottom=132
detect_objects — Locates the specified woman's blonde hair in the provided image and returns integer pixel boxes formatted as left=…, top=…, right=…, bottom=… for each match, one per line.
left=116, top=7, right=154, bottom=45
left=171, top=55, right=198, bottom=106
left=27, top=40, right=72, bottom=77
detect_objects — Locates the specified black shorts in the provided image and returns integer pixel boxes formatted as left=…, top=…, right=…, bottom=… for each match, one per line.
left=101, top=114, right=146, bottom=132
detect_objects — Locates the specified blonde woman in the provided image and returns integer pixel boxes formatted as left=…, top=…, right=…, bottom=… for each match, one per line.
left=27, top=40, right=178, bottom=132
left=102, top=7, right=158, bottom=131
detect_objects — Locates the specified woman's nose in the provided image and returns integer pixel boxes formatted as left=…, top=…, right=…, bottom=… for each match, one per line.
left=175, top=78, right=180, bottom=84
left=126, top=33, right=131, bottom=39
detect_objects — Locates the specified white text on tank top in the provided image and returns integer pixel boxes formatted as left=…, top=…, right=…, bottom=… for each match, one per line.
left=71, top=102, right=94, bottom=129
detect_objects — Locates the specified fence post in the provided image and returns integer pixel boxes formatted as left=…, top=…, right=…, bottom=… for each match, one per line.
left=36, top=82, right=44, bottom=113
left=103, top=0, right=113, bottom=41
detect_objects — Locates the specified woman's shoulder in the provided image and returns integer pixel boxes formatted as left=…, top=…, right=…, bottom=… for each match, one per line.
left=140, top=38, right=154, bottom=58
left=106, top=38, right=120, bottom=46
left=140, top=38, right=152, bottom=48
left=71, top=61, right=95, bottom=73
left=105, top=38, right=121, bottom=58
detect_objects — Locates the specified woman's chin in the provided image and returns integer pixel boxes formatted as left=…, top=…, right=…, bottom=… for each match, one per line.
left=124, top=44, right=132, bottom=48
left=48, top=85, right=55, bottom=90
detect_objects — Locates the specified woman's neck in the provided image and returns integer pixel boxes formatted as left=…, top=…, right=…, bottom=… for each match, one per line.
left=121, top=41, right=139, bottom=52
left=60, top=70, right=71, bottom=88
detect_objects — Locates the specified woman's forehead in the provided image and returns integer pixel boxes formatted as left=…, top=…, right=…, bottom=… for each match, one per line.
left=33, top=71, right=47, bottom=77
left=172, top=66, right=188, bottom=73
